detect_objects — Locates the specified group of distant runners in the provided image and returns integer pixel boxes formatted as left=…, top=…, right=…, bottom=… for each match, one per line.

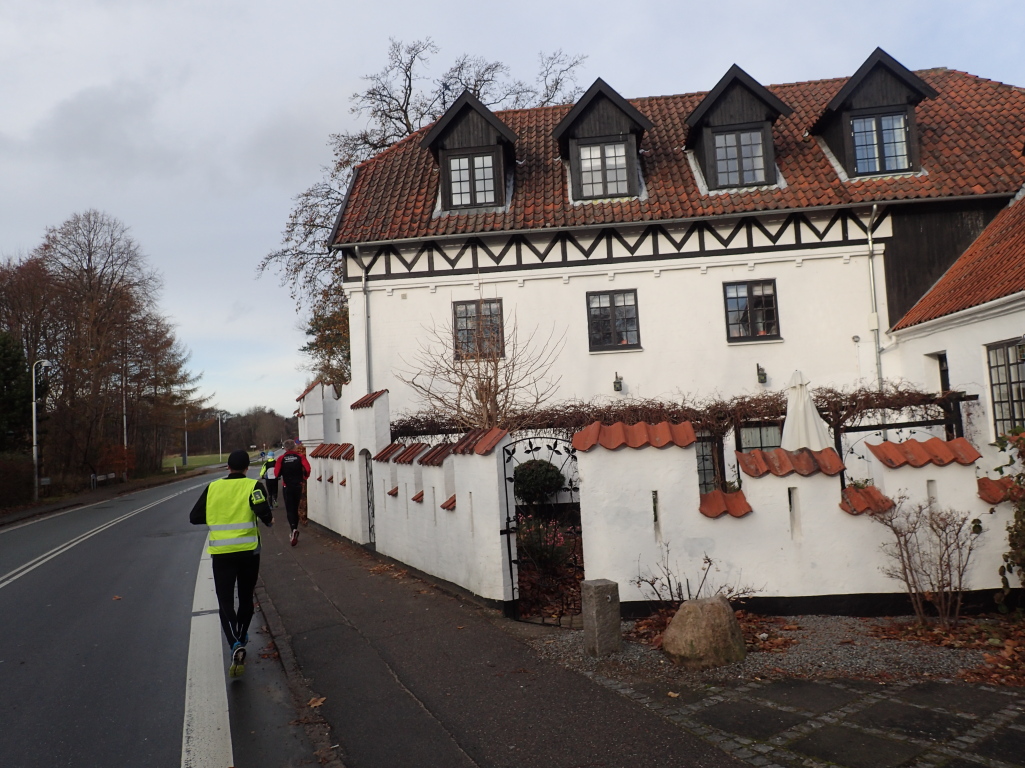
left=189, top=439, right=310, bottom=677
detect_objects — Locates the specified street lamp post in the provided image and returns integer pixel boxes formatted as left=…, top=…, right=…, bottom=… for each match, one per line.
left=32, top=359, right=52, bottom=503
left=218, top=412, right=222, bottom=462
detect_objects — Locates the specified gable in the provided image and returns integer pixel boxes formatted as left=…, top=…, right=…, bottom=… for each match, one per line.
left=433, top=106, right=507, bottom=151
left=843, top=66, right=925, bottom=111
left=562, top=93, right=639, bottom=139
left=700, top=81, right=783, bottom=127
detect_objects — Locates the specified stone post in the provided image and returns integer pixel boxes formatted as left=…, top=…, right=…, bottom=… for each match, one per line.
left=582, top=579, right=621, bottom=656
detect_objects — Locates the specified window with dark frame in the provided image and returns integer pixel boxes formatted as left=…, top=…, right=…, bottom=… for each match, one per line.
left=723, top=280, right=780, bottom=341
left=587, top=290, right=640, bottom=351
left=696, top=432, right=724, bottom=495
left=713, top=129, right=767, bottom=187
left=736, top=422, right=782, bottom=452
left=453, top=299, right=504, bottom=359
left=445, top=150, right=499, bottom=209
left=987, top=340, right=1025, bottom=437
left=850, top=112, right=910, bottom=175
left=577, top=141, right=631, bottom=198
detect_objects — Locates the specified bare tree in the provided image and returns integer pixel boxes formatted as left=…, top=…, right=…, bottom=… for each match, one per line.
left=259, top=39, right=586, bottom=305
left=397, top=315, right=563, bottom=432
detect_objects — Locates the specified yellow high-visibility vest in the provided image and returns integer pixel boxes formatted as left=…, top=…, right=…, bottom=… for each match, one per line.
left=206, top=478, right=265, bottom=555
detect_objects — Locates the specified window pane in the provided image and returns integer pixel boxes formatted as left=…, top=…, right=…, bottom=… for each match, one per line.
left=880, top=114, right=909, bottom=171
left=449, top=156, right=472, bottom=206
left=852, top=117, right=880, bottom=174
left=715, top=133, right=740, bottom=186
left=579, top=145, right=604, bottom=197
left=725, top=281, right=778, bottom=339
left=473, top=154, right=495, bottom=204
left=739, top=131, right=766, bottom=184
left=605, top=143, right=629, bottom=195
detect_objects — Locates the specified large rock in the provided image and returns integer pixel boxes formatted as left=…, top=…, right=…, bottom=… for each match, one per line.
left=661, top=595, right=746, bottom=670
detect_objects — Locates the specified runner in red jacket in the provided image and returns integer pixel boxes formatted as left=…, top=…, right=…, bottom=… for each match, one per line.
left=275, top=440, right=310, bottom=546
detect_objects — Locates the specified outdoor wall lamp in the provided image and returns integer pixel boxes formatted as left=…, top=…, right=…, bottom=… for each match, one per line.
left=756, top=364, right=768, bottom=384
left=613, top=372, right=623, bottom=392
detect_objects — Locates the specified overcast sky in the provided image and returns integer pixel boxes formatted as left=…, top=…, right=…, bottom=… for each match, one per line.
left=3, top=0, right=1024, bottom=417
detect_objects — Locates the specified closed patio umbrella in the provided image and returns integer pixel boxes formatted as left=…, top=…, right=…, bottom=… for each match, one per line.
left=780, top=370, right=833, bottom=451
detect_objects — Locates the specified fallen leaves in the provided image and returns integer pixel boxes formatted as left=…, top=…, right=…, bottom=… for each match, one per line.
left=112, top=596, right=122, bottom=600
left=871, top=615, right=1025, bottom=686
left=308, top=696, right=326, bottom=708
left=666, top=691, right=680, bottom=698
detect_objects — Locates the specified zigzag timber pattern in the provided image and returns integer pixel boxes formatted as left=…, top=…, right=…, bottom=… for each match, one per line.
left=343, top=208, right=886, bottom=281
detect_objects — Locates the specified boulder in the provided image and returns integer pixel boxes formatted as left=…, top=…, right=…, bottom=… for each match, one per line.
left=661, top=594, right=746, bottom=670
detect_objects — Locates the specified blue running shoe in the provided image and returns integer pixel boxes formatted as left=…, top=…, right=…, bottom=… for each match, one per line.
left=229, top=641, right=246, bottom=677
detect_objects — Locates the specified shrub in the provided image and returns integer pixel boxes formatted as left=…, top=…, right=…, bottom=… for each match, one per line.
left=513, top=459, right=564, bottom=506
left=872, top=496, right=982, bottom=628
left=516, top=512, right=569, bottom=574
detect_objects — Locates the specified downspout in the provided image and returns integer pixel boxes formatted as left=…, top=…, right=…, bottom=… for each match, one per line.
left=866, top=203, right=888, bottom=441
left=358, top=247, right=373, bottom=394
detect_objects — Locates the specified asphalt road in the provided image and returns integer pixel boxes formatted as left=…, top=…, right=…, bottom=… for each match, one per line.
left=0, top=473, right=313, bottom=768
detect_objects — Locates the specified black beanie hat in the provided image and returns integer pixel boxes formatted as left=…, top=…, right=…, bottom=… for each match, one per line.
left=227, top=450, right=250, bottom=471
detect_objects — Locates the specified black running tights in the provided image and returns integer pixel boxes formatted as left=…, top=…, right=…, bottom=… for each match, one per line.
left=282, top=484, right=302, bottom=531
left=211, top=551, right=260, bottom=648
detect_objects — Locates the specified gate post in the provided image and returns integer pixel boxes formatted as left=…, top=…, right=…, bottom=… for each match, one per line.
left=581, top=579, right=621, bottom=656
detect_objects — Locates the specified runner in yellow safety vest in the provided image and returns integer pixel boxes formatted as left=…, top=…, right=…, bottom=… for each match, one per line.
left=189, top=449, right=273, bottom=677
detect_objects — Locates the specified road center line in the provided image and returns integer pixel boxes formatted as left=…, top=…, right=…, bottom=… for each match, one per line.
left=0, top=484, right=206, bottom=591
left=181, top=551, right=234, bottom=768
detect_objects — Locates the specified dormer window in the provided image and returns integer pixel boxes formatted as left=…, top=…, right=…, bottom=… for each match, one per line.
left=684, top=65, right=791, bottom=192
left=812, top=48, right=937, bottom=179
left=421, top=91, right=517, bottom=213
left=575, top=138, right=635, bottom=198
left=850, top=111, right=909, bottom=174
left=713, top=128, right=767, bottom=186
left=444, top=149, right=498, bottom=208
left=553, top=78, right=653, bottom=202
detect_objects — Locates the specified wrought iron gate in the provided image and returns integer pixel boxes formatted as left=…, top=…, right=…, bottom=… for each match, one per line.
left=501, top=436, right=581, bottom=623
left=363, top=450, right=376, bottom=545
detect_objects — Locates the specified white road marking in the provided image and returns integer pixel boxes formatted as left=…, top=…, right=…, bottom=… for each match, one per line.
left=0, top=485, right=206, bottom=591
left=181, top=551, right=234, bottom=768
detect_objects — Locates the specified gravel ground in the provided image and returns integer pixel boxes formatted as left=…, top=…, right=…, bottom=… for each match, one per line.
left=527, top=615, right=988, bottom=688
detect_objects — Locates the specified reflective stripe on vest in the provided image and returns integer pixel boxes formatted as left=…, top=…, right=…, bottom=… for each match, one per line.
left=206, top=477, right=261, bottom=555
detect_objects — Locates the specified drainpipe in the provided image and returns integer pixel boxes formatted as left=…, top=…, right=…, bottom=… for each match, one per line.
left=358, top=248, right=373, bottom=394
left=866, top=203, right=888, bottom=441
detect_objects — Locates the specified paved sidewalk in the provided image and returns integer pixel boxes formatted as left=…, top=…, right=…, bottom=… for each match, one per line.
left=259, top=521, right=1025, bottom=768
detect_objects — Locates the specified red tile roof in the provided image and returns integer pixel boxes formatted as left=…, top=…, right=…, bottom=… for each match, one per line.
left=329, top=444, right=350, bottom=460
left=334, top=70, right=1025, bottom=247
left=394, top=443, right=430, bottom=465
left=865, top=437, right=981, bottom=468
left=440, top=494, right=457, bottom=511
left=699, top=489, right=753, bottom=518
left=977, top=476, right=1023, bottom=504
left=736, top=447, right=844, bottom=478
left=419, top=443, right=454, bottom=467
left=411, top=490, right=424, bottom=503
left=316, top=475, right=322, bottom=482
left=572, top=421, right=697, bottom=451
left=350, top=390, right=388, bottom=409
left=309, top=444, right=330, bottom=458
left=341, top=445, right=355, bottom=461
left=894, top=196, right=1025, bottom=329
left=373, top=442, right=406, bottom=462
left=840, top=486, right=896, bottom=515
left=296, top=379, right=321, bottom=402
left=387, top=486, right=398, bottom=497
left=327, top=475, right=333, bottom=483
left=451, top=427, right=509, bottom=456
left=340, top=477, right=346, bottom=486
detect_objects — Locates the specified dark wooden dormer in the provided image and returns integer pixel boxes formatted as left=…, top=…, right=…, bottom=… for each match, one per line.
left=814, top=48, right=938, bottom=178
left=685, top=64, right=792, bottom=191
left=421, top=90, right=518, bottom=211
left=552, top=78, right=653, bottom=201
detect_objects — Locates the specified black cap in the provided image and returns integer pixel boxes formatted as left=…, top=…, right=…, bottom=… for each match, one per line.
left=227, top=450, right=250, bottom=471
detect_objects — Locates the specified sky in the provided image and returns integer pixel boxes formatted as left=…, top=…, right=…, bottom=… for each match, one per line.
left=3, top=0, right=1025, bottom=416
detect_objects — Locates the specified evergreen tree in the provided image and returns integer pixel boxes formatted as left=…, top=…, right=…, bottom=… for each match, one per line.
left=0, top=333, right=31, bottom=452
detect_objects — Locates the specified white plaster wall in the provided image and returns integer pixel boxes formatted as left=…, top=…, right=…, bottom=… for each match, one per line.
left=577, top=441, right=1018, bottom=602
left=347, top=243, right=886, bottom=417
left=298, top=385, right=325, bottom=446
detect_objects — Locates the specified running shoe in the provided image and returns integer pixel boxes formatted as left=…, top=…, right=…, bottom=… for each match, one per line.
left=229, top=641, right=246, bottom=677
left=290, top=528, right=299, bottom=547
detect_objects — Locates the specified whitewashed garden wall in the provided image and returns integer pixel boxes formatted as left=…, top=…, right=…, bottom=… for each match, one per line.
left=298, top=384, right=1019, bottom=611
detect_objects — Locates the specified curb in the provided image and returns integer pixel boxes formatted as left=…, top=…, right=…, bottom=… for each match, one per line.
left=255, top=580, right=346, bottom=768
